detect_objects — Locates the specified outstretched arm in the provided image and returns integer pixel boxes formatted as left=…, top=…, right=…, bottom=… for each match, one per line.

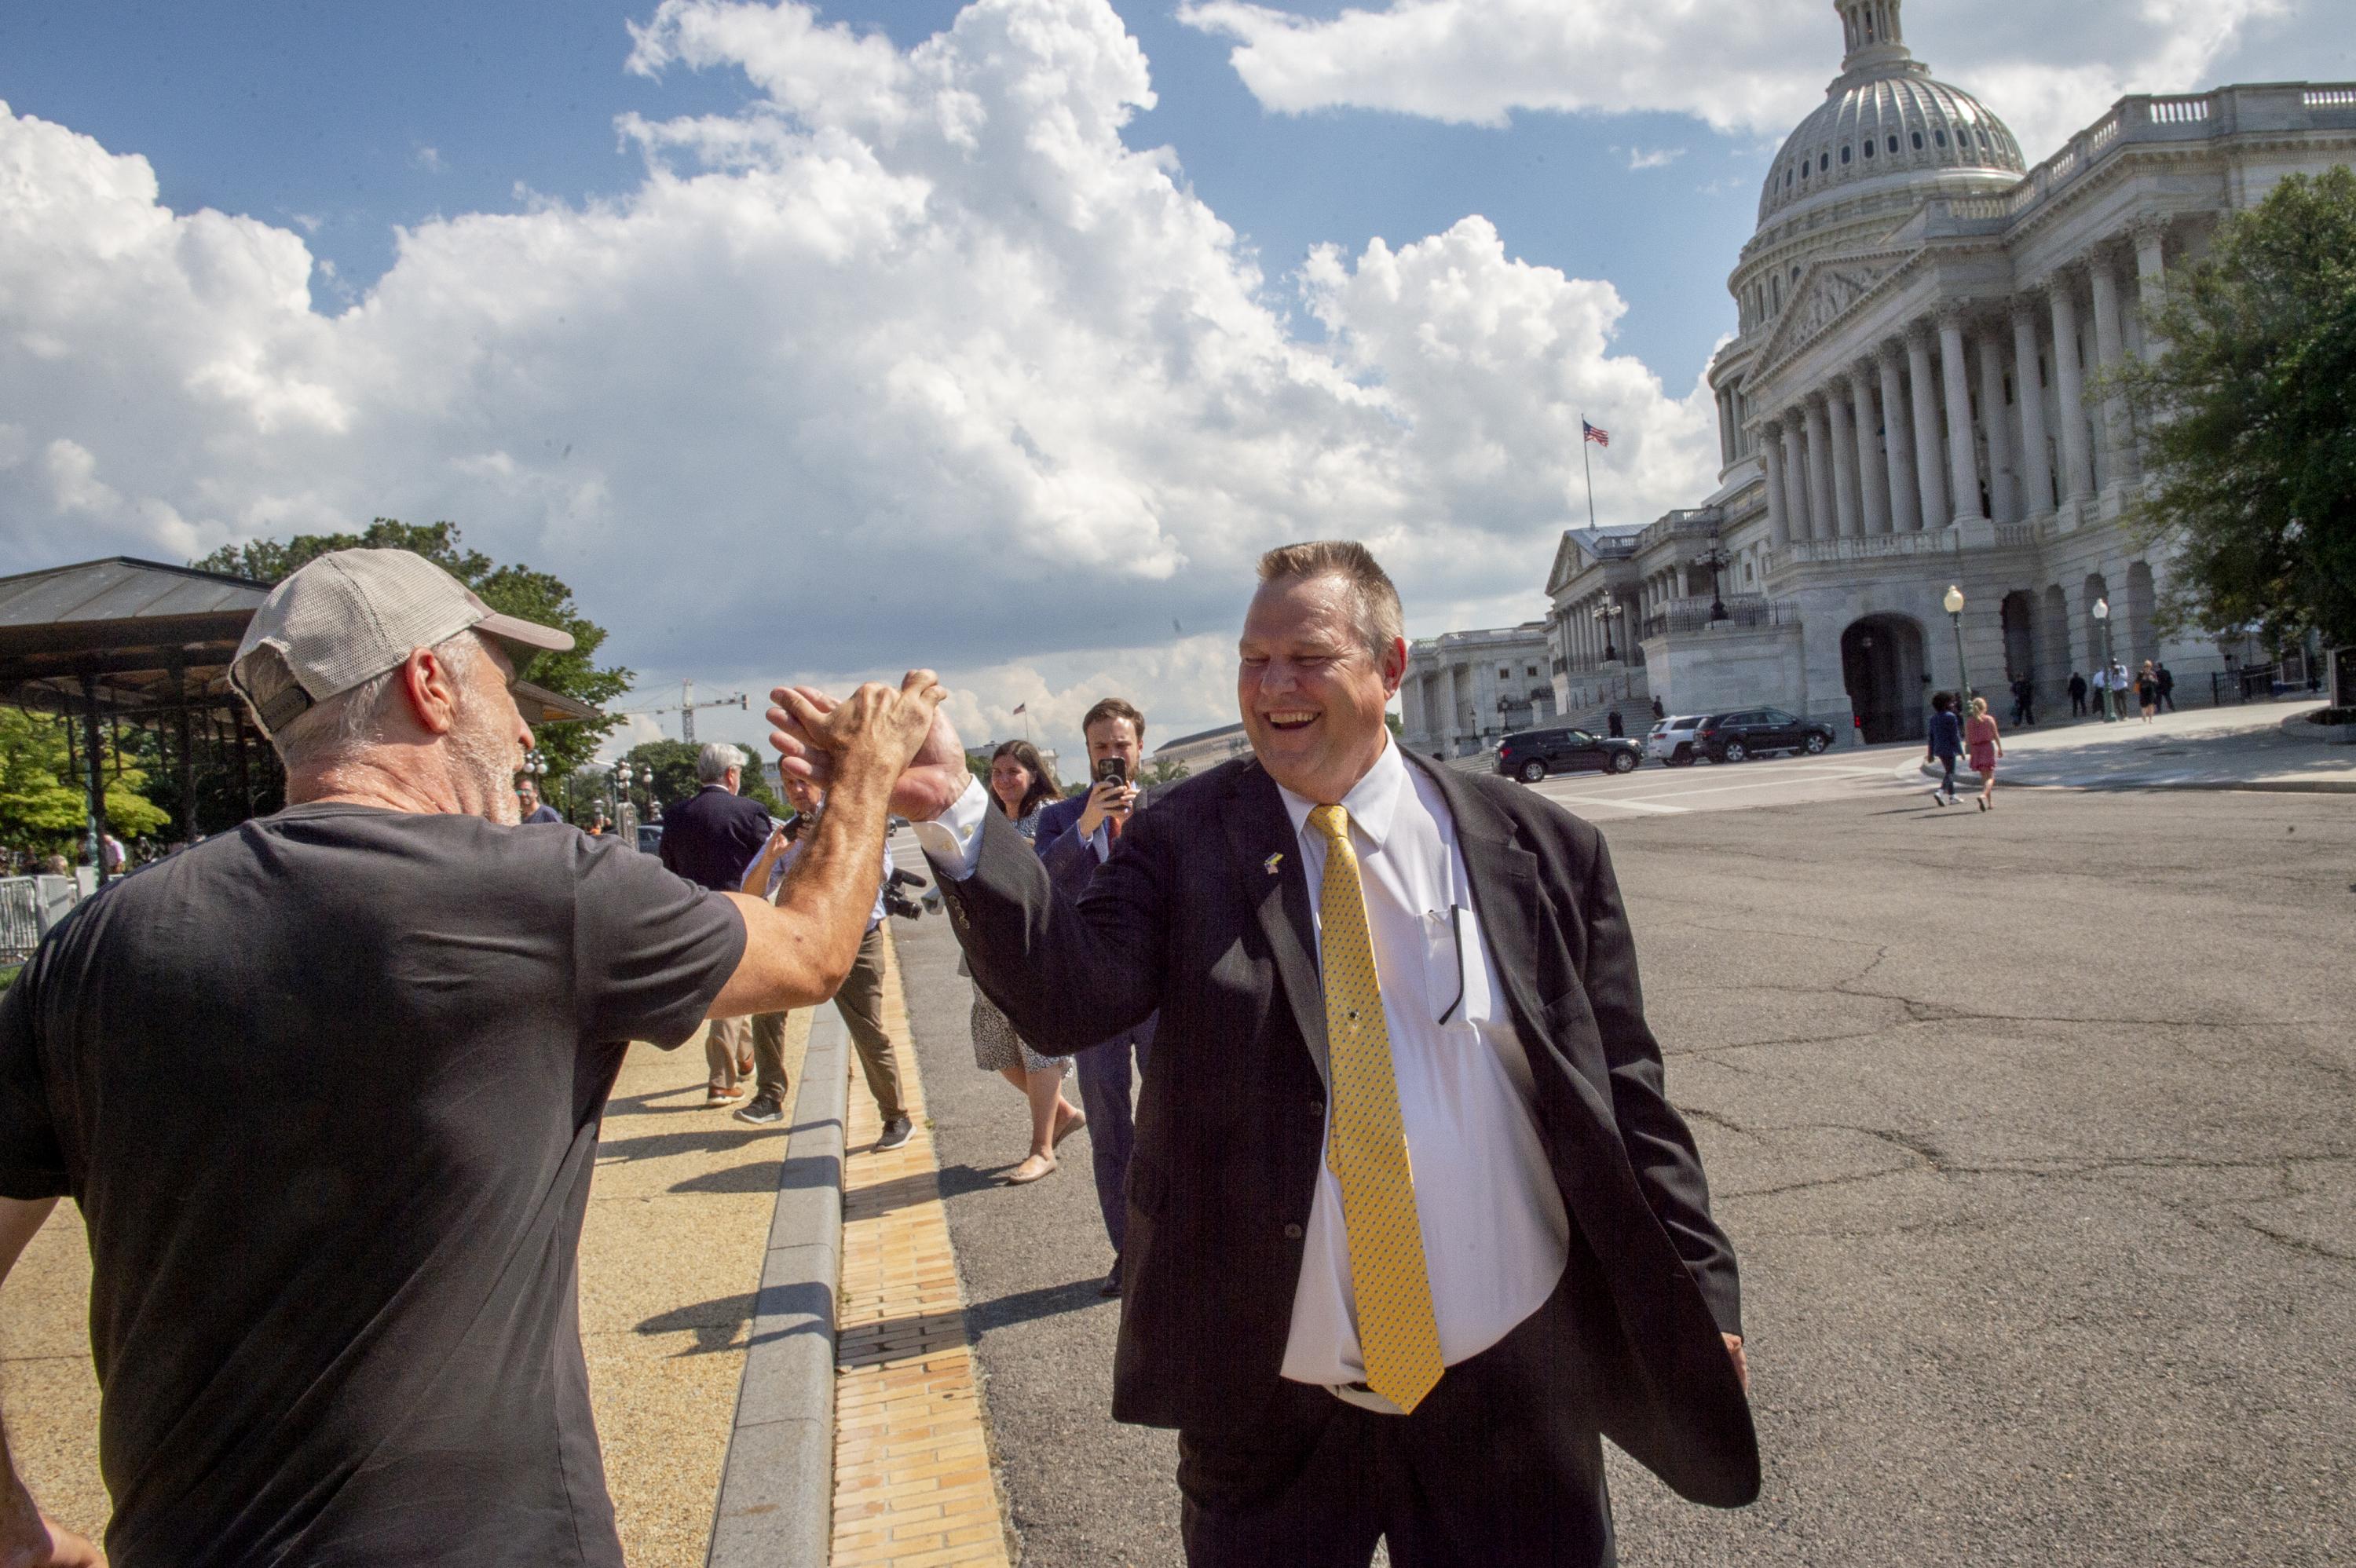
left=1, top=1197, right=104, bottom=1567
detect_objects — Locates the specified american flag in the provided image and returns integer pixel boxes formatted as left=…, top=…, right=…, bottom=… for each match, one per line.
left=1583, top=420, right=1612, bottom=448
left=1011, top=703, right=1027, bottom=715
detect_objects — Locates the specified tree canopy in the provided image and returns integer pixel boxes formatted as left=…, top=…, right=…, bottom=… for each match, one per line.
left=195, top=519, right=633, bottom=777
left=0, top=709, right=167, bottom=855
left=616, top=739, right=783, bottom=819
left=2115, top=166, right=2356, bottom=652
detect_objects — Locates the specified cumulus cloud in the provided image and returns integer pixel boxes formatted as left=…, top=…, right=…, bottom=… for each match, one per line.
left=0, top=0, right=1722, bottom=759
left=1624, top=146, right=1685, bottom=171
left=1178, top=0, right=2290, bottom=160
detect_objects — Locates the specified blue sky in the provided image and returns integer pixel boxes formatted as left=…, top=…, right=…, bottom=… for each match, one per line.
left=2, top=0, right=1765, bottom=395
left=1, top=0, right=2341, bottom=763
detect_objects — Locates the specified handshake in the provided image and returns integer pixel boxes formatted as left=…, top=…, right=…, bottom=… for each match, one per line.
left=765, top=671, right=974, bottom=823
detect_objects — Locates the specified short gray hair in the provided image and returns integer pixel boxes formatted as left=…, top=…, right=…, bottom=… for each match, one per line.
left=1256, top=540, right=1407, bottom=664
left=264, top=630, right=485, bottom=774
left=697, top=742, right=746, bottom=783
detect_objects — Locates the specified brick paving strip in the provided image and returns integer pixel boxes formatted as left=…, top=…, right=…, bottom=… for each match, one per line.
left=829, top=930, right=1016, bottom=1568
left=0, top=1011, right=813, bottom=1565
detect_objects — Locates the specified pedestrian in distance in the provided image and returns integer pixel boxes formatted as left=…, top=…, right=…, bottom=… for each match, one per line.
left=2157, top=661, right=2177, bottom=712
left=1607, top=709, right=1625, bottom=738
left=0, top=547, right=939, bottom=1567
left=1651, top=695, right=1666, bottom=721
left=1036, top=699, right=1164, bottom=1292
left=775, top=539, right=1758, bottom=1568
left=737, top=774, right=914, bottom=1145
left=660, top=743, right=775, bottom=1103
left=2136, top=661, right=2160, bottom=723
left=2069, top=671, right=2088, bottom=717
left=969, top=740, right=1083, bottom=1182
left=517, top=777, right=563, bottom=824
left=1926, top=690, right=1963, bottom=806
left=1966, top=696, right=2004, bottom=811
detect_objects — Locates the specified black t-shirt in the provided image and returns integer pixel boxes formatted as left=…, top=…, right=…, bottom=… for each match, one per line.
left=0, top=804, right=744, bottom=1566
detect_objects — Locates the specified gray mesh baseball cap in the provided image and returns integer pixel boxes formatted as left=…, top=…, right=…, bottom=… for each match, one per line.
left=229, top=548, right=574, bottom=737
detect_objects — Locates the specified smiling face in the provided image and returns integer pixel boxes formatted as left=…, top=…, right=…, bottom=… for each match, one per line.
left=989, top=753, right=1035, bottom=815
left=1237, top=572, right=1406, bottom=805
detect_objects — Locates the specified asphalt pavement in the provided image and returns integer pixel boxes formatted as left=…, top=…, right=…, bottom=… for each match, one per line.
left=888, top=780, right=2354, bottom=1566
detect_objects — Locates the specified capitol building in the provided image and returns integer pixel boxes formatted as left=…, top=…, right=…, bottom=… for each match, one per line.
left=1403, top=0, right=2354, bottom=754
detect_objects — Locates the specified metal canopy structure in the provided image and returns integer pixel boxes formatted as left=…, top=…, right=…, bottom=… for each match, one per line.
left=0, top=557, right=602, bottom=884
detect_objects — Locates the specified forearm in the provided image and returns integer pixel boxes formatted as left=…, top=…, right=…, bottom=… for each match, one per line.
left=708, top=762, right=895, bottom=1016
left=0, top=1198, right=59, bottom=1561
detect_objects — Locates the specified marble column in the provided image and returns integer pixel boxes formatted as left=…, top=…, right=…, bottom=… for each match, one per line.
left=1780, top=418, right=1812, bottom=546
left=2047, top=274, right=2096, bottom=503
left=2010, top=303, right=2054, bottom=516
left=1906, top=326, right=1950, bottom=529
left=1976, top=323, right=2018, bottom=523
left=1716, top=389, right=1735, bottom=467
left=1937, top=311, right=1985, bottom=524
left=1827, top=386, right=1862, bottom=537
left=1849, top=364, right=1890, bottom=534
left=1762, top=418, right=1791, bottom=546
left=1803, top=394, right=1835, bottom=543
left=1877, top=343, right=1922, bottom=532
left=2089, top=252, right=2132, bottom=483
left=2132, top=219, right=2168, bottom=353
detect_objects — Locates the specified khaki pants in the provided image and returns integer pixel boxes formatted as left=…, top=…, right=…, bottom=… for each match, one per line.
left=726, top=924, right=905, bottom=1117
left=705, top=1014, right=752, bottom=1092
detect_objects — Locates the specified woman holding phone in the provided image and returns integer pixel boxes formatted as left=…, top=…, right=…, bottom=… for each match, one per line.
left=968, top=740, right=1085, bottom=1183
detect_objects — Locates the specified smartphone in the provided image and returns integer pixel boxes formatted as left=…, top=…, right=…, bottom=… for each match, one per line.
left=1093, top=756, right=1130, bottom=788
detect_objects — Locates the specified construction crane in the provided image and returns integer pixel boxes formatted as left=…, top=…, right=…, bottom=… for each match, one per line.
left=616, top=677, right=748, bottom=743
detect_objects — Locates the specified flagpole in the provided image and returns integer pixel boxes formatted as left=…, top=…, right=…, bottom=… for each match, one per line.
left=1581, top=417, right=1598, bottom=529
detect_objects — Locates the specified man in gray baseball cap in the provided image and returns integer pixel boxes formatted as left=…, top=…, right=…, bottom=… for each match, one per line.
left=0, top=548, right=946, bottom=1566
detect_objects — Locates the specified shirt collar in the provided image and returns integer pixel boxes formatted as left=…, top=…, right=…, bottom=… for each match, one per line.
left=1276, top=736, right=1407, bottom=854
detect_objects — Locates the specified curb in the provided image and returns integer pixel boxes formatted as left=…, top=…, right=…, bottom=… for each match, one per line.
left=705, top=1007, right=851, bottom=1568
left=1912, top=758, right=2356, bottom=794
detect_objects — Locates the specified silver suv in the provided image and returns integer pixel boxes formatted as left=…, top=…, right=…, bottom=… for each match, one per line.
left=1645, top=715, right=1706, bottom=767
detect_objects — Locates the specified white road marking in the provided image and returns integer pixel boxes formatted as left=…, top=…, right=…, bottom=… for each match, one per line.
left=1542, top=791, right=1692, bottom=815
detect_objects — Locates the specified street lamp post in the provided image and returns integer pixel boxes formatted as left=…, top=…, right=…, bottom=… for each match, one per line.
left=2093, top=598, right=2119, bottom=722
left=1593, top=600, right=1625, bottom=663
left=1943, top=584, right=1973, bottom=711
left=1696, top=540, right=1731, bottom=622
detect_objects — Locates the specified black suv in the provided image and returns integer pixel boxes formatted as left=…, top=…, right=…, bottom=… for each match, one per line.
left=1695, top=707, right=1837, bottom=763
left=1497, top=726, right=1643, bottom=783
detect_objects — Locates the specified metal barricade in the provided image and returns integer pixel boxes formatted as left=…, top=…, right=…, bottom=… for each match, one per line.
left=1, top=879, right=41, bottom=964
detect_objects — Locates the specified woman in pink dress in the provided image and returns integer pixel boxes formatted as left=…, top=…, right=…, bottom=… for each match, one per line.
left=1966, top=696, right=2004, bottom=811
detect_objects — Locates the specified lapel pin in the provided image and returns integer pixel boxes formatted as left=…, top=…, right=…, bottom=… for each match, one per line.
left=1264, top=852, right=1285, bottom=875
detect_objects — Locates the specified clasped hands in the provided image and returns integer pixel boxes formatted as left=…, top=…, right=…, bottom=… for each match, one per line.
left=766, top=671, right=971, bottom=821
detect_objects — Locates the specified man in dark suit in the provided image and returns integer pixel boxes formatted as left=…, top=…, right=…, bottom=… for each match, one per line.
left=767, top=541, right=1757, bottom=1567
left=1034, top=696, right=1160, bottom=1297
left=659, top=743, right=777, bottom=1105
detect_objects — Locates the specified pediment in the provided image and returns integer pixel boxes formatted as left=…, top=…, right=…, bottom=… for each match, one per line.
left=1545, top=530, right=1584, bottom=598
left=1755, top=248, right=1911, bottom=374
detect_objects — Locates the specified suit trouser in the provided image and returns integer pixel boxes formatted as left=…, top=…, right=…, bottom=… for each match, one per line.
left=750, top=1011, right=791, bottom=1104
left=705, top=1015, right=751, bottom=1091
left=1071, top=1019, right=1154, bottom=1256
left=1176, top=1270, right=1614, bottom=1568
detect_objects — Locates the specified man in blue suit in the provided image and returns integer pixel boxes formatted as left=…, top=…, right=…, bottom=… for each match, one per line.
left=1034, top=696, right=1158, bottom=1297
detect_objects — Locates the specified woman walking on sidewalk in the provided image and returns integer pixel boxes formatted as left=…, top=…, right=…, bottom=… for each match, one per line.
left=968, top=740, right=1084, bottom=1183
left=2136, top=661, right=2161, bottom=723
left=1966, top=696, right=2004, bottom=811
left=1926, top=691, right=1963, bottom=806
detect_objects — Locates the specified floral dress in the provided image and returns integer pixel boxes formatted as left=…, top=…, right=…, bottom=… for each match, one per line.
left=968, top=810, right=1064, bottom=1075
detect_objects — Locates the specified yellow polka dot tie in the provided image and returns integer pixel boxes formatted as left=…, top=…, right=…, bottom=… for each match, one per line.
left=1308, top=803, right=1443, bottom=1414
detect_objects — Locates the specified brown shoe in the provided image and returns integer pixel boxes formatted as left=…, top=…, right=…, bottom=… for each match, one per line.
left=706, top=1086, right=744, bottom=1106
left=737, top=1054, right=755, bottom=1078
left=1006, top=1153, right=1058, bottom=1185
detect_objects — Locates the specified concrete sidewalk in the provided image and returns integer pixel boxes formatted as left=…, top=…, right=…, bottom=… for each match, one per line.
left=0, top=1017, right=813, bottom=1563
left=1921, top=697, right=2354, bottom=792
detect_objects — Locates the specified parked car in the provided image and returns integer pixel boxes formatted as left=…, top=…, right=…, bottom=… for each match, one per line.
left=1497, top=726, right=1642, bottom=783
left=1646, top=715, right=1707, bottom=767
left=1695, top=707, right=1837, bottom=763
left=635, top=823, right=664, bottom=855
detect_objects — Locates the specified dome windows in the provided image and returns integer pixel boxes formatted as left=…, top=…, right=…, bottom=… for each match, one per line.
left=1862, top=139, right=1875, bottom=159
left=1841, top=145, right=1853, bottom=164
left=1912, top=130, right=1925, bottom=149
left=1935, top=128, right=1948, bottom=147
left=1889, top=134, right=1901, bottom=155
left=1820, top=152, right=1831, bottom=172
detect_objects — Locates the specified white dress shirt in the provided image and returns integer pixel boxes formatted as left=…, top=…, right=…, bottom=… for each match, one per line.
left=915, top=740, right=1568, bottom=1405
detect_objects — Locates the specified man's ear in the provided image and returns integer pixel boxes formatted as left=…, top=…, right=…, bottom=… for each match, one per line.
left=1380, top=635, right=1410, bottom=698
left=398, top=646, right=464, bottom=736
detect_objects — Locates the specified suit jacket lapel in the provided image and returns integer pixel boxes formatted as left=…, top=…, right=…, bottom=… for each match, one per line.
left=1224, top=765, right=1330, bottom=1094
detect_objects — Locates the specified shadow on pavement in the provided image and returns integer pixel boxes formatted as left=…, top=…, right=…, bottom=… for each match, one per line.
left=967, top=1277, right=1114, bottom=1339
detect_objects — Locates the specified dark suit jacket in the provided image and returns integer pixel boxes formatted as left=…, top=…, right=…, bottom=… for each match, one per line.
left=935, top=751, right=1759, bottom=1508
left=1033, top=784, right=1161, bottom=903
left=657, top=785, right=773, bottom=893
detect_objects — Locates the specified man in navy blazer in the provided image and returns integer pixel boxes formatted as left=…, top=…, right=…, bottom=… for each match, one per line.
left=1033, top=696, right=1159, bottom=1297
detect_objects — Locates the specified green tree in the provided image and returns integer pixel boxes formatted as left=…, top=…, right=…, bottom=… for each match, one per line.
left=616, top=739, right=783, bottom=818
left=0, top=709, right=169, bottom=854
left=2113, top=166, right=2356, bottom=651
left=1139, top=757, right=1192, bottom=788
left=194, top=519, right=633, bottom=780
